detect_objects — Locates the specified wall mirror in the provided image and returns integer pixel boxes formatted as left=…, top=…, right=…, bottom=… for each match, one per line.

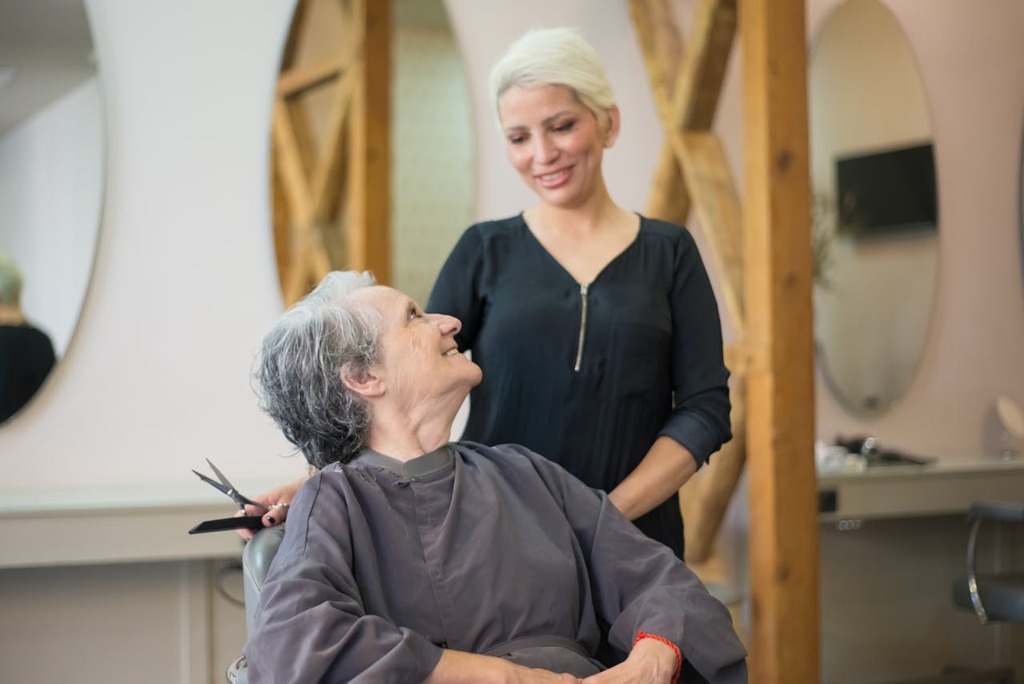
left=271, top=0, right=474, bottom=307
left=0, top=0, right=104, bottom=425
left=809, top=0, right=939, bottom=417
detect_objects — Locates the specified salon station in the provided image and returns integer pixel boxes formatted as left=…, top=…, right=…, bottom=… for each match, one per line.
left=1, top=0, right=1023, bottom=682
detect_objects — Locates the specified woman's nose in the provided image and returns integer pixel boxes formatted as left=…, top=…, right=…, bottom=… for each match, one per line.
left=533, top=135, right=558, bottom=163
left=428, top=313, right=462, bottom=336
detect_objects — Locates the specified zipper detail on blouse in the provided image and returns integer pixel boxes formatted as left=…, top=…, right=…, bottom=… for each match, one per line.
left=574, top=283, right=589, bottom=372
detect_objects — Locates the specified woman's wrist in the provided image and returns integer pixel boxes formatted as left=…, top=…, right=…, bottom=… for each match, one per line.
left=426, top=649, right=517, bottom=684
left=632, top=631, right=682, bottom=683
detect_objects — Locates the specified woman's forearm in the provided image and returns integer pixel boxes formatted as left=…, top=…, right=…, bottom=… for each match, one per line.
left=607, top=437, right=697, bottom=521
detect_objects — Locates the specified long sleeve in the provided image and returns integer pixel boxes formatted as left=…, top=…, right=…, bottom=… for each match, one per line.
left=658, top=225, right=732, bottom=466
left=507, top=445, right=748, bottom=683
left=244, top=474, right=443, bottom=683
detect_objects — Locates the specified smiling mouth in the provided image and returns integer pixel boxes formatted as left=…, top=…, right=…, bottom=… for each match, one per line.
left=442, top=348, right=460, bottom=357
left=536, top=168, right=570, bottom=186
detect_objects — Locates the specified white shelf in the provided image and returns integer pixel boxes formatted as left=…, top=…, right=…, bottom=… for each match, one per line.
left=0, top=479, right=283, bottom=568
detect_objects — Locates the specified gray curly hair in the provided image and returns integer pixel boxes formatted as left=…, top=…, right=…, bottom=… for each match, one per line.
left=254, top=271, right=382, bottom=469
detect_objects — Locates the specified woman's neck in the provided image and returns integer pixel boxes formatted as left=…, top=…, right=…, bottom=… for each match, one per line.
left=0, top=305, right=25, bottom=325
left=365, top=399, right=459, bottom=462
left=527, top=192, right=629, bottom=239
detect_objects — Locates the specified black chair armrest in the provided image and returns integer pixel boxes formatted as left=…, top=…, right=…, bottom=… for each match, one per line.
left=242, top=525, right=286, bottom=633
left=962, top=501, right=1024, bottom=624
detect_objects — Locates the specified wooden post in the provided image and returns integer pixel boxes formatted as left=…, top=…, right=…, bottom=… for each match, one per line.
left=348, top=0, right=391, bottom=283
left=740, top=0, right=819, bottom=681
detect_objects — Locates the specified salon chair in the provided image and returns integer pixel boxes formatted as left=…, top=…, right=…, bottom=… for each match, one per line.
left=226, top=525, right=285, bottom=684
left=952, top=502, right=1024, bottom=627
left=881, top=502, right=1023, bottom=684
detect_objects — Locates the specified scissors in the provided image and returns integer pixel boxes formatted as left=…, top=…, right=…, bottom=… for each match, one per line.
left=188, top=458, right=270, bottom=534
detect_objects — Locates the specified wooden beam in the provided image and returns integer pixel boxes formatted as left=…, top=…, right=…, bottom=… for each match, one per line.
left=628, top=0, right=683, bottom=123
left=272, top=101, right=314, bottom=226
left=311, top=68, right=356, bottom=222
left=278, top=0, right=309, bottom=70
left=740, top=0, right=819, bottom=681
left=632, top=0, right=737, bottom=227
left=277, top=57, right=346, bottom=99
left=629, top=0, right=692, bottom=224
left=672, top=131, right=745, bottom=336
left=667, top=0, right=737, bottom=131
left=347, top=0, right=391, bottom=283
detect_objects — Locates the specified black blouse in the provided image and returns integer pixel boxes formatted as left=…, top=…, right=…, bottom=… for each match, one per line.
left=427, top=214, right=731, bottom=557
left=0, top=324, right=56, bottom=422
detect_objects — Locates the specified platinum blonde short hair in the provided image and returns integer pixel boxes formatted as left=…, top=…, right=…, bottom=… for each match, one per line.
left=254, top=270, right=382, bottom=469
left=489, top=27, right=617, bottom=131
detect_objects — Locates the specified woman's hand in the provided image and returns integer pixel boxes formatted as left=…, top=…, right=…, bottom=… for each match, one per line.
left=234, top=475, right=308, bottom=540
left=582, top=637, right=679, bottom=684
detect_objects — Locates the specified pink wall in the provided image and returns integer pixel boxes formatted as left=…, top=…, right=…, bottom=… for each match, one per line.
left=808, top=0, right=1024, bottom=457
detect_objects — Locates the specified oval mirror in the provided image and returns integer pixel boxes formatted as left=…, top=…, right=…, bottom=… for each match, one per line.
left=809, top=0, right=939, bottom=417
left=0, top=0, right=104, bottom=424
left=270, top=0, right=474, bottom=307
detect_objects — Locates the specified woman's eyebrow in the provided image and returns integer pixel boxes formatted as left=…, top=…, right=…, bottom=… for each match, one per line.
left=503, top=110, right=574, bottom=134
left=541, top=111, right=573, bottom=126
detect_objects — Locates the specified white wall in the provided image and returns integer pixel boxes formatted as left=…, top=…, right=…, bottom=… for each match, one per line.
left=0, top=0, right=304, bottom=491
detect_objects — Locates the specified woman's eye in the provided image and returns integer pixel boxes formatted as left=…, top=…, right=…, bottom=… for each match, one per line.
left=553, top=120, right=575, bottom=133
left=408, top=306, right=422, bottom=320
left=508, top=135, right=526, bottom=145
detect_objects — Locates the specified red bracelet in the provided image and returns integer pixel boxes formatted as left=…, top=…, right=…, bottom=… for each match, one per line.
left=633, top=630, right=682, bottom=683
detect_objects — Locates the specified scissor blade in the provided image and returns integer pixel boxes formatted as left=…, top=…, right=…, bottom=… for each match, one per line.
left=192, top=469, right=229, bottom=494
left=194, top=462, right=270, bottom=511
left=205, top=458, right=233, bottom=488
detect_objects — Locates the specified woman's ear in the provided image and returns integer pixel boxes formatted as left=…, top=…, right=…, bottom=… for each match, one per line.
left=603, top=105, right=622, bottom=148
left=340, top=364, right=385, bottom=398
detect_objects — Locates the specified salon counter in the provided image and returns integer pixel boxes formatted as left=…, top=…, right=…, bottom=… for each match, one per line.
left=0, top=479, right=283, bottom=569
left=0, top=481, right=288, bottom=681
left=817, top=454, right=1024, bottom=680
left=817, top=453, right=1024, bottom=523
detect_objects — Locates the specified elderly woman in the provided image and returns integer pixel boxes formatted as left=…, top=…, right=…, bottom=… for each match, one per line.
left=245, top=271, right=747, bottom=683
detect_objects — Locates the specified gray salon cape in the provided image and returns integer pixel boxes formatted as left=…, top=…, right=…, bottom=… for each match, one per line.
left=245, top=442, right=747, bottom=683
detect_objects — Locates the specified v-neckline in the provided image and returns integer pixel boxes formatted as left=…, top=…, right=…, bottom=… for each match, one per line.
left=518, top=213, right=643, bottom=287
